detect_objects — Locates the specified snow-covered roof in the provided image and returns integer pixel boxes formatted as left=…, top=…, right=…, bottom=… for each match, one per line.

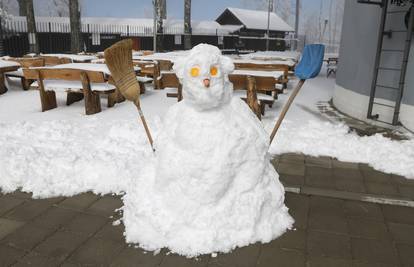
left=219, top=7, right=294, bottom=32
left=6, top=16, right=241, bottom=36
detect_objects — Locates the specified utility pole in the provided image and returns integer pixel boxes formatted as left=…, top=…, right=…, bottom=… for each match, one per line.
left=266, top=0, right=272, bottom=51
left=294, top=0, right=300, bottom=50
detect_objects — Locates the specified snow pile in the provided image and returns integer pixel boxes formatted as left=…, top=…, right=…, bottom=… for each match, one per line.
left=122, top=44, right=293, bottom=256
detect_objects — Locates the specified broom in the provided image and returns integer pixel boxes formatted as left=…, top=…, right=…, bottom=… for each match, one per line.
left=104, top=39, right=155, bottom=152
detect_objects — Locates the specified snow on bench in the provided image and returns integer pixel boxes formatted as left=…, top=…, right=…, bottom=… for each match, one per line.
left=31, top=80, right=115, bottom=92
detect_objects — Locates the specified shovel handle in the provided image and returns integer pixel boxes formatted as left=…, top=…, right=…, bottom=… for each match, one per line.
left=269, top=79, right=306, bottom=146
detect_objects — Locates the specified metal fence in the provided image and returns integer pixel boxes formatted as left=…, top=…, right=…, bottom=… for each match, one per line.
left=0, top=18, right=293, bottom=56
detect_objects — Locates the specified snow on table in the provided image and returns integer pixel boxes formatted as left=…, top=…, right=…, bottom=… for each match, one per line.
left=233, top=58, right=296, bottom=67
left=0, top=60, right=21, bottom=69
left=240, top=51, right=301, bottom=62
left=232, top=69, right=284, bottom=79
left=35, top=63, right=140, bottom=76
left=40, top=53, right=98, bottom=62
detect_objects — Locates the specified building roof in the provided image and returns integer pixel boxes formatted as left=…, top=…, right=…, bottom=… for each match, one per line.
left=7, top=16, right=241, bottom=36
left=218, top=7, right=294, bottom=32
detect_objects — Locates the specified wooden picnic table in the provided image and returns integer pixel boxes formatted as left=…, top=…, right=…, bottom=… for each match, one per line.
left=0, top=60, right=20, bottom=95
left=38, top=63, right=141, bottom=76
left=40, top=54, right=98, bottom=63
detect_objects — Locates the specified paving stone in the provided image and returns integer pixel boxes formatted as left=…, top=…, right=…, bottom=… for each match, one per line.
left=365, top=182, right=399, bottom=196
left=344, top=200, right=384, bottom=221
left=257, top=246, right=305, bottom=267
left=285, top=193, right=309, bottom=229
left=332, top=160, right=359, bottom=170
left=280, top=153, right=305, bottom=164
left=34, top=230, right=89, bottom=261
left=58, top=192, right=100, bottom=211
left=309, top=196, right=345, bottom=218
left=396, top=243, right=414, bottom=266
left=347, top=218, right=390, bottom=240
left=307, top=231, right=351, bottom=259
left=14, top=251, right=62, bottom=267
left=95, top=221, right=125, bottom=243
left=208, top=243, right=260, bottom=267
left=388, top=222, right=414, bottom=245
left=85, top=195, right=123, bottom=217
left=392, top=175, right=414, bottom=186
left=308, top=214, right=348, bottom=235
left=62, top=213, right=107, bottom=236
left=305, top=156, right=332, bottom=168
left=334, top=178, right=366, bottom=193
left=306, top=166, right=333, bottom=178
left=267, top=228, right=306, bottom=251
left=109, top=246, right=165, bottom=267
left=1, top=224, right=55, bottom=251
left=398, top=185, right=414, bottom=200
left=279, top=174, right=305, bottom=186
left=11, top=191, right=34, bottom=199
left=307, top=256, right=352, bottom=267
left=32, top=206, right=78, bottom=230
left=0, top=195, right=25, bottom=216
left=351, top=238, right=399, bottom=265
left=67, top=237, right=124, bottom=265
left=0, top=244, right=26, bottom=266
left=160, top=254, right=209, bottom=267
left=382, top=205, right=414, bottom=224
left=278, top=162, right=305, bottom=176
left=0, top=218, right=25, bottom=240
left=352, top=260, right=398, bottom=267
left=306, top=175, right=336, bottom=189
left=362, top=170, right=393, bottom=184
left=333, top=168, right=363, bottom=181
left=5, top=199, right=54, bottom=222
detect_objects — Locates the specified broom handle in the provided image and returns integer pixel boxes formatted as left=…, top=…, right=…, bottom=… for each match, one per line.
left=269, top=79, right=306, bottom=145
left=134, top=99, right=155, bottom=152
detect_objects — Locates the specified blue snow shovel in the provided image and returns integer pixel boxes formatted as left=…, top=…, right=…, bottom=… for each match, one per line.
left=269, top=44, right=325, bottom=145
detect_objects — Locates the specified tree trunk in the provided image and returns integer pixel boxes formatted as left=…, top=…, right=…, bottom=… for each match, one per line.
left=25, top=0, right=39, bottom=54
left=17, top=0, right=27, bottom=16
left=69, top=0, right=82, bottom=53
left=160, top=0, right=166, bottom=19
left=155, top=0, right=163, bottom=52
left=184, top=0, right=191, bottom=50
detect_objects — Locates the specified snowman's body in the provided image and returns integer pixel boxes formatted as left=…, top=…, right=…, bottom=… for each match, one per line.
left=123, top=44, right=293, bottom=257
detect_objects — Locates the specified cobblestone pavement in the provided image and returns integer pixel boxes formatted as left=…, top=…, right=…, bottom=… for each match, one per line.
left=1, top=155, right=414, bottom=267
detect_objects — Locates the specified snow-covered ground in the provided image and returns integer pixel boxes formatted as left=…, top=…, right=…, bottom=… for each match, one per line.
left=1, top=67, right=413, bottom=200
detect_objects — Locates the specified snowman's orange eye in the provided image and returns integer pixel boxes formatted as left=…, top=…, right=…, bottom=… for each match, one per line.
left=190, top=67, right=200, bottom=77
left=210, top=66, right=218, bottom=76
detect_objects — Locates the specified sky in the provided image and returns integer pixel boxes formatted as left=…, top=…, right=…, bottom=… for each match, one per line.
left=79, top=0, right=316, bottom=22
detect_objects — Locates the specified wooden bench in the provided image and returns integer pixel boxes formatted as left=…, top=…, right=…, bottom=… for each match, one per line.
left=234, top=62, right=290, bottom=91
left=40, top=56, right=72, bottom=66
left=160, top=71, right=182, bottom=101
left=153, top=59, right=174, bottom=89
left=23, top=68, right=118, bottom=115
left=5, top=57, right=45, bottom=90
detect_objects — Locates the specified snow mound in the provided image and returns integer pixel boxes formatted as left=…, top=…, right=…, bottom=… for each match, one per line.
left=122, top=98, right=293, bottom=257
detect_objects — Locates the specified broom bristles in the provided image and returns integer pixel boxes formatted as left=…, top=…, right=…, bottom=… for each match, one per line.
left=104, top=39, right=140, bottom=103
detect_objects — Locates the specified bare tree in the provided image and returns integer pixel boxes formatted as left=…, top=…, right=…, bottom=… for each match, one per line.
left=160, top=0, right=166, bottom=19
left=52, top=0, right=69, bottom=17
left=184, top=0, right=191, bottom=50
left=153, top=0, right=163, bottom=51
left=17, top=0, right=26, bottom=16
left=69, top=0, right=81, bottom=53
left=25, top=0, right=38, bottom=53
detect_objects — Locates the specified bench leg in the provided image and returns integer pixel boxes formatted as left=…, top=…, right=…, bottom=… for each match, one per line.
left=66, top=92, right=84, bottom=105
left=138, top=82, right=146, bottom=94
left=21, top=78, right=32, bottom=91
left=40, top=90, right=57, bottom=112
left=107, top=91, right=117, bottom=108
left=0, top=74, right=7, bottom=95
left=83, top=90, right=101, bottom=115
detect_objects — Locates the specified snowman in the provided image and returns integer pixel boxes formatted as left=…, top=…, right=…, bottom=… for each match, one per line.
left=122, top=44, right=293, bottom=257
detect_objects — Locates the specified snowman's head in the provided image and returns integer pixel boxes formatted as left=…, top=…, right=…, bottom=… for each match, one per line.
left=173, top=44, right=234, bottom=110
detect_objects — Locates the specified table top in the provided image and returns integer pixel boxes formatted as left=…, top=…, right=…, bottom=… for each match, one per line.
left=231, top=69, right=284, bottom=79
left=40, top=54, right=98, bottom=62
left=40, top=63, right=140, bottom=76
left=233, top=59, right=296, bottom=67
left=0, top=60, right=21, bottom=70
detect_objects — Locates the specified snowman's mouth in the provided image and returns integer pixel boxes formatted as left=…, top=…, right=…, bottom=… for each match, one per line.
left=203, top=79, right=210, bottom=88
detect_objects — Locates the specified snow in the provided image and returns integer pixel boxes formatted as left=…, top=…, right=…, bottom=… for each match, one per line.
left=224, top=7, right=294, bottom=32
left=30, top=80, right=116, bottom=92
left=40, top=54, right=98, bottom=62
left=232, top=69, right=284, bottom=79
left=1, top=48, right=414, bottom=256
left=240, top=51, right=301, bottom=62
left=233, top=59, right=296, bottom=67
left=0, top=60, right=20, bottom=68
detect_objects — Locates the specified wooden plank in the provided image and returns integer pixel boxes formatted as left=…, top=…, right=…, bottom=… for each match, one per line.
left=41, top=56, right=71, bottom=66
left=23, top=68, right=105, bottom=83
left=37, top=71, right=57, bottom=112
left=80, top=72, right=101, bottom=115
left=160, top=72, right=180, bottom=89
